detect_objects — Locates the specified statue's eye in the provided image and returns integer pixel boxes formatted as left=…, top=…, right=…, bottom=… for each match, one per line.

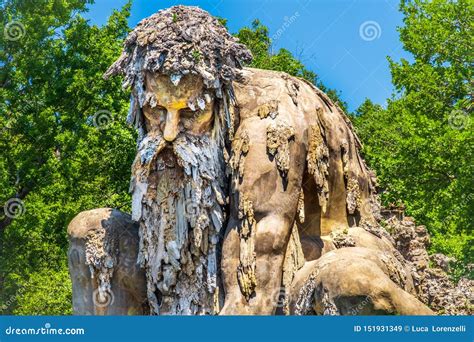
left=151, top=106, right=166, bottom=121
left=180, top=108, right=198, bottom=119
left=180, top=108, right=201, bottom=130
left=151, top=106, right=166, bottom=114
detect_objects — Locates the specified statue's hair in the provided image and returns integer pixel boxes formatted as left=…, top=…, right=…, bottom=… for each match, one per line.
left=104, top=5, right=252, bottom=142
left=105, top=5, right=251, bottom=88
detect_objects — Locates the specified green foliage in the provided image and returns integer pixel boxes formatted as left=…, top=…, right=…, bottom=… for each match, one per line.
left=0, top=0, right=134, bottom=314
left=215, top=16, right=228, bottom=28
left=1, top=0, right=471, bottom=316
left=236, top=20, right=348, bottom=112
left=12, top=266, right=72, bottom=315
left=353, top=0, right=473, bottom=278
left=192, top=49, right=201, bottom=62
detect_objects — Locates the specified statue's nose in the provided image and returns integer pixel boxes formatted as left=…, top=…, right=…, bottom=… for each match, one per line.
left=163, top=110, right=179, bottom=142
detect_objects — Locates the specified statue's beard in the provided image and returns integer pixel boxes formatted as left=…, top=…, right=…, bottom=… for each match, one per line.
left=130, top=132, right=227, bottom=315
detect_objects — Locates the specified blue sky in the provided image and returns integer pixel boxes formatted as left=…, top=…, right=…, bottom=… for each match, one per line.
left=85, top=0, right=412, bottom=112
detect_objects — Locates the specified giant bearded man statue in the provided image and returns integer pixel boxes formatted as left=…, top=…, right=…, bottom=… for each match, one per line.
left=68, top=6, right=437, bottom=315
left=102, top=6, right=248, bottom=314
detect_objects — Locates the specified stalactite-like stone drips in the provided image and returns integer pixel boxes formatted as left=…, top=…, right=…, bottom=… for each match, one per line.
left=307, top=122, right=329, bottom=212
left=84, top=228, right=117, bottom=306
left=104, top=6, right=251, bottom=92
left=229, top=130, right=249, bottom=176
left=266, top=121, right=295, bottom=175
left=346, top=178, right=361, bottom=215
left=257, top=101, right=279, bottom=119
left=237, top=194, right=257, bottom=301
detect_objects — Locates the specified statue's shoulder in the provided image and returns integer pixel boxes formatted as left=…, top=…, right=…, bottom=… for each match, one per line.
left=68, top=208, right=136, bottom=239
left=238, top=67, right=304, bottom=88
left=233, top=67, right=331, bottom=121
left=236, top=67, right=330, bottom=104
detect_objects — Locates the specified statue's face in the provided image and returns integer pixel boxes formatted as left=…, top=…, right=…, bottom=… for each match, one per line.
left=144, top=73, right=214, bottom=141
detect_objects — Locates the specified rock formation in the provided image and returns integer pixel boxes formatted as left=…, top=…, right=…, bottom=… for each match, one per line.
left=67, top=5, right=472, bottom=316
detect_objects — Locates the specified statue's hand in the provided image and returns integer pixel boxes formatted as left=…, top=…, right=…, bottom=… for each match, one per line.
left=68, top=208, right=148, bottom=315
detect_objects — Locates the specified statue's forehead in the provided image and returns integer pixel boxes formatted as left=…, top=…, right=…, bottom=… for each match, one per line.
left=145, top=72, right=204, bottom=100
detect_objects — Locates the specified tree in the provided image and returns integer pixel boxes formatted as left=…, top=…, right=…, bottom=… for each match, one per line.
left=0, top=0, right=134, bottom=313
left=235, top=19, right=349, bottom=113
left=1, top=2, right=350, bottom=315
left=353, top=0, right=473, bottom=278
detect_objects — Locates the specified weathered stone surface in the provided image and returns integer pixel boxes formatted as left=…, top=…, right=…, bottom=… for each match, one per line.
left=68, top=208, right=147, bottom=315
left=289, top=247, right=433, bottom=315
left=387, top=216, right=473, bottom=315
left=219, top=66, right=381, bottom=314
left=67, top=5, right=471, bottom=317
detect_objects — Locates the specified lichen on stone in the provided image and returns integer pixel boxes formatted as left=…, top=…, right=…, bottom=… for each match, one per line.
left=307, top=122, right=329, bottom=212
left=266, top=121, right=295, bottom=175
left=237, top=194, right=257, bottom=301
left=346, top=177, right=361, bottom=215
left=84, top=228, right=117, bottom=307
left=297, top=189, right=305, bottom=224
left=257, top=101, right=279, bottom=119
left=331, top=228, right=356, bottom=249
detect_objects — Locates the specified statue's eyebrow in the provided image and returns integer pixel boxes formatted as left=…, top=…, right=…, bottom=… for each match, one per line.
left=185, top=90, right=212, bottom=111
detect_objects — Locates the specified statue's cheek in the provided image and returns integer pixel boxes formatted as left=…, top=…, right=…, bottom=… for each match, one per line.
left=185, top=108, right=214, bottom=135
left=143, top=106, right=166, bottom=132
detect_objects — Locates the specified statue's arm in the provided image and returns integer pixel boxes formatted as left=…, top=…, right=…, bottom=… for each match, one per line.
left=68, top=208, right=148, bottom=315
left=221, top=98, right=307, bottom=314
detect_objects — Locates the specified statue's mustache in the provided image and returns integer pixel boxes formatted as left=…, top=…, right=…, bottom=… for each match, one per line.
left=138, top=134, right=166, bottom=163
left=138, top=133, right=201, bottom=174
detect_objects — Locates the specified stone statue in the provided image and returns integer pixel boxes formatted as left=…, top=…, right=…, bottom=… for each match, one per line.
left=68, top=208, right=148, bottom=315
left=67, top=6, right=472, bottom=316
